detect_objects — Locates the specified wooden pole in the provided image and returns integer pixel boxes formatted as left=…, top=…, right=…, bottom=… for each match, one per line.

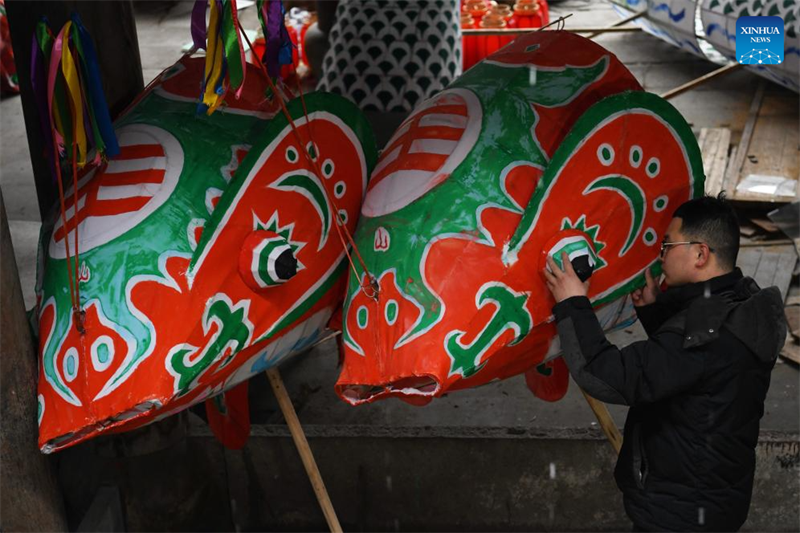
left=266, top=368, right=343, bottom=533
left=586, top=11, right=645, bottom=39
left=5, top=0, right=144, bottom=219
left=463, top=26, right=642, bottom=36
left=580, top=388, right=623, bottom=454
left=659, top=63, right=743, bottom=101
left=0, top=191, right=68, bottom=531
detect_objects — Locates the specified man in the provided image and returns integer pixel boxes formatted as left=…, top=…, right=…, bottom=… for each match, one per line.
left=543, top=195, right=786, bottom=532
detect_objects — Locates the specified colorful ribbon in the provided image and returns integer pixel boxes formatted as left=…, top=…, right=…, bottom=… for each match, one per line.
left=32, top=16, right=118, bottom=169
left=257, top=0, right=294, bottom=80
left=196, top=0, right=247, bottom=115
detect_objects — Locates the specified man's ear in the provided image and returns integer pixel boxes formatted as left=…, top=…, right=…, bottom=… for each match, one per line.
left=695, top=243, right=712, bottom=268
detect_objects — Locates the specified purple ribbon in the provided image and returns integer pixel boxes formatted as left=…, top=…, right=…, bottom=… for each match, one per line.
left=191, top=0, right=207, bottom=51
left=266, top=0, right=281, bottom=78
left=30, top=32, right=56, bottom=182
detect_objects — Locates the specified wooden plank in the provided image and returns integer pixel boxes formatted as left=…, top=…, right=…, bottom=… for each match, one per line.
left=739, top=91, right=800, bottom=193
left=729, top=87, right=799, bottom=204
left=699, top=127, right=732, bottom=197
left=724, top=81, right=765, bottom=200
left=785, top=306, right=800, bottom=340
left=738, top=245, right=797, bottom=302
left=0, top=192, right=68, bottom=531
left=779, top=344, right=800, bottom=365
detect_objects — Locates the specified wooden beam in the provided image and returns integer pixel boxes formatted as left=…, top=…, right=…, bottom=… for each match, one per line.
left=5, top=0, right=144, bottom=219
left=660, top=63, right=743, bottom=101
left=0, top=190, right=68, bottom=531
left=266, top=368, right=343, bottom=533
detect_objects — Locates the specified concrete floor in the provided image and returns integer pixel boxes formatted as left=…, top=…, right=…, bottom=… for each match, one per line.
left=1, top=0, right=798, bottom=530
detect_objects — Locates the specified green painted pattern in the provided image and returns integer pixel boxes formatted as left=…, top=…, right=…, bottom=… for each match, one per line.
left=271, top=173, right=331, bottom=247
left=445, top=284, right=532, bottom=378
left=169, top=297, right=252, bottom=394
left=584, top=176, right=646, bottom=256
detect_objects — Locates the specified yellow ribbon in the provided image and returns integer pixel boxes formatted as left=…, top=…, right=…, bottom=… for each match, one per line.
left=203, top=0, right=225, bottom=110
left=60, top=21, right=87, bottom=166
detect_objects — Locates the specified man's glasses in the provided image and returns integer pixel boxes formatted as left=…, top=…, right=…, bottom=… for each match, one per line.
left=660, top=241, right=714, bottom=258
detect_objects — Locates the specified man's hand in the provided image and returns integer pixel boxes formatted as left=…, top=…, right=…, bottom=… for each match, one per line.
left=543, top=252, right=589, bottom=303
left=631, top=267, right=660, bottom=307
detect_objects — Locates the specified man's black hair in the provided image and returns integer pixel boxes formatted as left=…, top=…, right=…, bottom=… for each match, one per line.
left=672, top=192, right=739, bottom=271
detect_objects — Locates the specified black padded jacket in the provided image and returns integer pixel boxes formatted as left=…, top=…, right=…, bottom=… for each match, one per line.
left=552, top=269, right=786, bottom=532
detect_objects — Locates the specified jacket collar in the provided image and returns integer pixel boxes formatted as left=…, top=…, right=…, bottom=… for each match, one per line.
left=657, top=268, right=744, bottom=312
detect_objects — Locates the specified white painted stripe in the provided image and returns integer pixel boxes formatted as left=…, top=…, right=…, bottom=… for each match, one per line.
left=97, top=184, right=159, bottom=201
left=53, top=195, right=87, bottom=232
left=117, top=131, right=156, bottom=147
left=418, top=113, right=468, bottom=129
left=104, top=157, right=166, bottom=174
left=383, top=121, right=412, bottom=150
left=409, top=139, right=458, bottom=156
left=371, top=145, right=402, bottom=178
left=362, top=170, right=436, bottom=217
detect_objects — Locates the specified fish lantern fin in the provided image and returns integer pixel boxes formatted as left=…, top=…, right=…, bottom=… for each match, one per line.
left=205, top=380, right=251, bottom=450
left=524, top=356, right=569, bottom=402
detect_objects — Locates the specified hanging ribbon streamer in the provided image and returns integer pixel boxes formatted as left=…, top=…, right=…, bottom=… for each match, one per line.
left=30, top=21, right=56, bottom=181
left=30, top=16, right=120, bottom=329
left=34, top=16, right=118, bottom=167
left=256, top=0, right=294, bottom=80
left=72, top=13, right=119, bottom=159
left=196, top=0, right=247, bottom=115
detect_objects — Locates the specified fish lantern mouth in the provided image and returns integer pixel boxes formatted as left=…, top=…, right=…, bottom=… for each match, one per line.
left=338, top=374, right=441, bottom=405
left=542, top=231, right=601, bottom=283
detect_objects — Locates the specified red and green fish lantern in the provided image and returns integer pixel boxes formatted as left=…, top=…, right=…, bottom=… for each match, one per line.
left=336, top=31, right=705, bottom=405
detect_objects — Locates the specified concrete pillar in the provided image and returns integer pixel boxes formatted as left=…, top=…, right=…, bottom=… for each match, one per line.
left=0, top=189, right=68, bottom=531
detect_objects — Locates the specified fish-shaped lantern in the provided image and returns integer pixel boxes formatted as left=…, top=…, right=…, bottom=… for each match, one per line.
left=336, top=31, right=704, bottom=405
left=35, top=56, right=377, bottom=452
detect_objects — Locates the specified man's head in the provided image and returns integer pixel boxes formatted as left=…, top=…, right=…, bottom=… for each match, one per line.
left=660, top=194, right=739, bottom=286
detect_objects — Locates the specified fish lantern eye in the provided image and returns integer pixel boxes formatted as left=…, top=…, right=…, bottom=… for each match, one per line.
left=239, top=230, right=298, bottom=291
left=545, top=235, right=598, bottom=282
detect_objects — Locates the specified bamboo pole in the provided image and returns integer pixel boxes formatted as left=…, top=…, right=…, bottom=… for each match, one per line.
left=586, top=11, right=645, bottom=39
left=463, top=26, right=642, bottom=36
left=660, top=63, right=743, bottom=101
left=266, top=368, right=343, bottom=533
left=580, top=388, right=623, bottom=454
